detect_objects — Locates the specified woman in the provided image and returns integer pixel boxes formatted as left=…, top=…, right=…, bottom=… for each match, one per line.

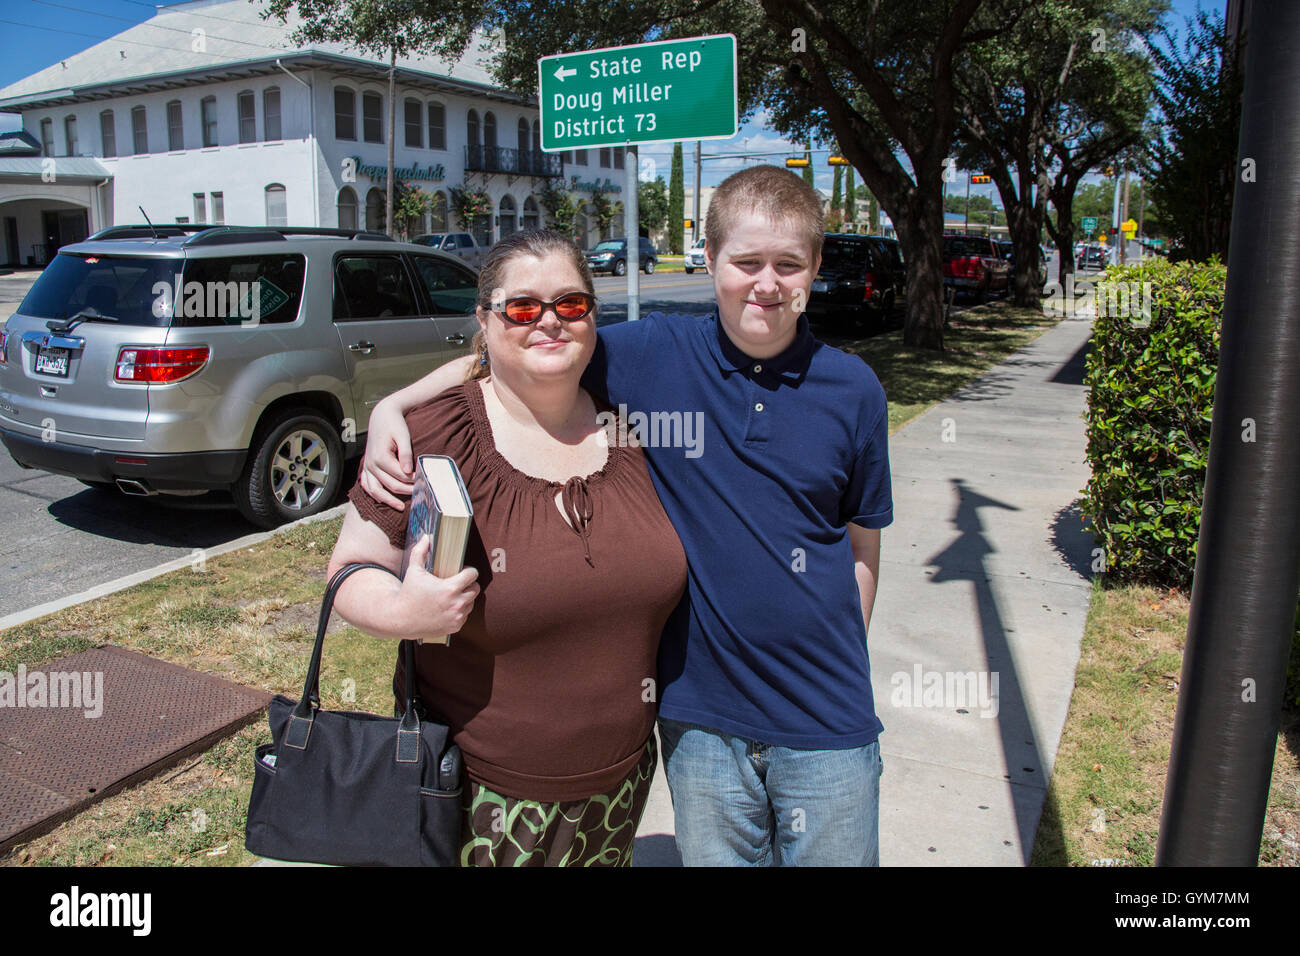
left=327, top=229, right=687, bottom=866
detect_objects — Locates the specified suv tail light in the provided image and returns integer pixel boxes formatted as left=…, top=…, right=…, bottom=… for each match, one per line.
left=862, top=271, right=878, bottom=299
left=0, top=329, right=8, bottom=365
left=115, top=346, right=210, bottom=384
left=951, top=257, right=985, bottom=279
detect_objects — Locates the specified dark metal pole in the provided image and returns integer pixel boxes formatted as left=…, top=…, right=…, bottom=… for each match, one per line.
left=1155, top=0, right=1300, bottom=866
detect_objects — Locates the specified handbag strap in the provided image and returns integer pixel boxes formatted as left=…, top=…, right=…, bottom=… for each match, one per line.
left=289, top=562, right=417, bottom=725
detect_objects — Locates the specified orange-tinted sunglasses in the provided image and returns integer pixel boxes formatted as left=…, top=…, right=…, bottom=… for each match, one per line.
left=498, top=292, right=596, bottom=324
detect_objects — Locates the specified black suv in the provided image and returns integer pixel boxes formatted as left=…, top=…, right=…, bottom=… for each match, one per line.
left=806, top=234, right=897, bottom=332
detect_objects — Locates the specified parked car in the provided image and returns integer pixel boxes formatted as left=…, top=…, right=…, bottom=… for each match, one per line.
left=0, top=225, right=478, bottom=528
left=942, top=234, right=1011, bottom=303
left=1079, top=244, right=1109, bottom=270
left=805, top=234, right=895, bottom=332
left=684, top=236, right=707, bottom=273
left=864, top=235, right=907, bottom=317
left=585, top=238, right=658, bottom=276
left=411, top=231, right=485, bottom=269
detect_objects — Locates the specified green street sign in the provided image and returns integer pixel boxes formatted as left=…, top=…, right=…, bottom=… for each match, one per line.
left=538, top=34, right=737, bottom=152
left=1081, top=216, right=1098, bottom=234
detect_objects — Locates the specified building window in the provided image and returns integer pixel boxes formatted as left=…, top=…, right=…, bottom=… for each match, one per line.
left=337, top=186, right=358, bottom=230
left=362, top=91, right=382, bottom=143
left=265, top=183, right=287, bottom=226
left=484, top=112, right=497, bottom=148
left=334, top=87, right=356, bottom=140
left=499, top=195, right=517, bottom=239
left=201, top=96, right=218, bottom=147
left=574, top=149, right=587, bottom=166
left=263, top=87, right=281, bottom=140
left=614, top=147, right=624, bottom=170
left=100, top=110, right=115, bottom=157
left=599, top=148, right=610, bottom=168
left=238, top=91, right=256, bottom=143
left=40, top=118, right=53, bottom=156
left=194, top=192, right=207, bottom=223
left=430, top=190, right=448, bottom=231
left=404, top=98, right=423, bottom=148
left=466, top=109, right=479, bottom=146
left=64, top=116, right=78, bottom=156
left=522, top=195, right=540, bottom=230
left=211, top=191, right=225, bottom=224
left=167, top=101, right=184, bottom=151
left=516, top=118, right=528, bottom=153
left=427, top=102, right=445, bottom=149
left=131, top=107, right=147, bottom=154
left=365, top=187, right=385, bottom=232
left=532, top=120, right=540, bottom=152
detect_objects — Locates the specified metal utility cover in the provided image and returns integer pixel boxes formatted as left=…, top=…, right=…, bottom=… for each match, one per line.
left=0, top=645, right=270, bottom=854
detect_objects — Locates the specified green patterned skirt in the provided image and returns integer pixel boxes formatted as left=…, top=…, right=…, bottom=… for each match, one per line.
left=458, top=735, right=657, bottom=867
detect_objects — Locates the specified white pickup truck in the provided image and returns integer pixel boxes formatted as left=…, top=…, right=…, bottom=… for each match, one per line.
left=412, top=232, right=485, bottom=269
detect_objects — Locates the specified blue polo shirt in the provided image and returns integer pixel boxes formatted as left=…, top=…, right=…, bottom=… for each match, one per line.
left=582, top=311, right=893, bottom=749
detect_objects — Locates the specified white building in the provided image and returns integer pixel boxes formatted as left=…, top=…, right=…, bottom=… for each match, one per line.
left=0, top=0, right=629, bottom=267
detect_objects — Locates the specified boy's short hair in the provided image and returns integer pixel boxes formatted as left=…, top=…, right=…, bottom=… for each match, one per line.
left=705, top=165, right=826, bottom=262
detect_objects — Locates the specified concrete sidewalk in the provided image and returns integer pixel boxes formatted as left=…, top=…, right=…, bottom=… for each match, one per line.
left=632, top=313, right=1097, bottom=866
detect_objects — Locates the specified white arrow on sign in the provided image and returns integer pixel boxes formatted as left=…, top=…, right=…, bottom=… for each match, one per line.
left=554, top=65, right=577, bottom=81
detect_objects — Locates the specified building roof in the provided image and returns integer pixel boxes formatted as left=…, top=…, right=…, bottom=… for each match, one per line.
left=0, top=156, right=112, bottom=183
left=0, top=0, right=523, bottom=113
left=0, top=130, right=41, bottom=155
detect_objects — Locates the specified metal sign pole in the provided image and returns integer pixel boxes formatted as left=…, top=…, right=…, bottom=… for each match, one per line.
left=626, top=144, right=640, bottom=322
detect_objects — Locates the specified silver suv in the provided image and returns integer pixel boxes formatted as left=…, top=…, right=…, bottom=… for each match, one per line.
left=0, top=225, right=478, bottom=528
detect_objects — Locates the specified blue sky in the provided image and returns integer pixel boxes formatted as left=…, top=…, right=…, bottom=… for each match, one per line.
left=0, top=0, right=1225, bottom=195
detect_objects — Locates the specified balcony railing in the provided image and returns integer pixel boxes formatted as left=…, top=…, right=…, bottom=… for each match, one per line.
left=465, top=144, right=563, bottom=177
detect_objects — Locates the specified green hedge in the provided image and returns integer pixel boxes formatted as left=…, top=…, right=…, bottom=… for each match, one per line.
left=1079, top=258, right=1300, bottom=705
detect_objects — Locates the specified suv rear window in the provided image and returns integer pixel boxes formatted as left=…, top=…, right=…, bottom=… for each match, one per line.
left=17, top=252, right=306, bottom=328
left=944, top=236, right=993, bottom=257
left=819, top=239, right=873, bottom=273
left=20, top=253, right=177, bottom=327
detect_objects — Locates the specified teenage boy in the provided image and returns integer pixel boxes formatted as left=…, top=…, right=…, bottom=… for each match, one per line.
left=360, top=165, right=893, bottom=866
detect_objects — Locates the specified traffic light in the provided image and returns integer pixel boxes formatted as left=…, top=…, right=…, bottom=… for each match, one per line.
left=785, top=157, right=810, bottom=168
left=971, top=174, right=992, bottom=184
left=684, top=219, right=694, bottom=229
left=828, top=155, right=850, bottom=165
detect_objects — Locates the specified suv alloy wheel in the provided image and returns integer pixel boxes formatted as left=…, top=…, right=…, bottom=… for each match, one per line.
left=644, top=259, right=655, bottom=274
left=234, top=407, right=344, bottom=528
left=613, top=258, right=627, bottom=277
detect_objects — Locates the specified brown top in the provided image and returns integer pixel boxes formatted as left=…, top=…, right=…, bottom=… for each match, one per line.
left=348, top=379, right=687, bottom=801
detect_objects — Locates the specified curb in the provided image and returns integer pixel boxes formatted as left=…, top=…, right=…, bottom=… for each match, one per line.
left=0, top=504, right=348, bottom=633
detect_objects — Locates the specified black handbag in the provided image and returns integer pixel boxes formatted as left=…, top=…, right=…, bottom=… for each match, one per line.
left=244, top=562, right=462, bottom=867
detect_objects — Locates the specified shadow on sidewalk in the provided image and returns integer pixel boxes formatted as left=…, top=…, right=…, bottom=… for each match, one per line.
left=926, top=477, right=1066, bottom=864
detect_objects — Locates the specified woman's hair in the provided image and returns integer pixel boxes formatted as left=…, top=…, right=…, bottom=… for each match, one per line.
left=704, top=165, right=825, bottom=264
left=467, top=228, right=597, bottom=382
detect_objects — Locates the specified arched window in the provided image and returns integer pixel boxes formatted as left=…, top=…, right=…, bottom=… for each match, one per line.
left=430, top=190, right=448, bottom=232
left=517, top=118, right=529, bottom=153
left=337, top=186, right=358, bottom=230
left=365, top=187, right=386, bottom=232
left=483, top=112, right=497, bottom=148
left=532, top=119, right=540, bottom=152
left=427, top=101, right=445, bottom=149
left=200, top=96, right=218, bottom=147
left=64, top=115, right=78, bottom=156
left=466, top=109, right=479, bottom=146
left=522, top=196, right=540, bottom=230
left=499, top=195, right=517, bottom=239
left=99, top=110, right=116, bottom=157
left=166, top=100, right=183, bottom=151
left=404, top=97, right=423, bottom=148
left=361, top=91, right=383, bottom=143
left=238, top=90, right=256, bottom=143
left=334, top=87, right=356, bottom=140
left=263, top=87, right=281, bottom=140
left=265, top=184, right=287, bottom=226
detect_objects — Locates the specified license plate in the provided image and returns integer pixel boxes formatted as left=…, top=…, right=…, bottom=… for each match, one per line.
left=35, top=346, right=69, bottom=377
left=811, top=280, right=828, bottom=293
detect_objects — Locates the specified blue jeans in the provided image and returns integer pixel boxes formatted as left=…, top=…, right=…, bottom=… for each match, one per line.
left=658, top=716, right=882, bottom=866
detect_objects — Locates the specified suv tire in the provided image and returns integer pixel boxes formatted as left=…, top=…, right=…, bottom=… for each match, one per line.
left=644, top=259, right=655, bottom=275
left=613, top=258, right=627, bottom=277
left=684, top=266, right=694, bottom=274
left=234, top=407, right=343, bottom=529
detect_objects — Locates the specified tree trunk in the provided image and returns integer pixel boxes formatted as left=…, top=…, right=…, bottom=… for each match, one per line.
left=386, top=46, right=396, bottom=237
left=1046, top=186, right=1077, bottom=283
left=894, top=185, right=946, bottom=350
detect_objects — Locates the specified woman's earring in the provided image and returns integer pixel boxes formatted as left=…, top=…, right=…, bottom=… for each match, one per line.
left=479, top=342, right=489, bottom=367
